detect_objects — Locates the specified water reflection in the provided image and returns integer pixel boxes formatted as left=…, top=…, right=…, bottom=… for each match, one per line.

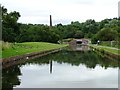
left=49, top=60, right=52, bottom=74
left=2, top=65, right=21, bottom=90
left=2, top=45, right=119, bottom=89
left=22, top=50, right=118, bottom=69
left=67, top=45, right=91, bottom=51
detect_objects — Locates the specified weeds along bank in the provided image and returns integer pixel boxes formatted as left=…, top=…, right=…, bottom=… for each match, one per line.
left=1, top=41, right=14, bottom=50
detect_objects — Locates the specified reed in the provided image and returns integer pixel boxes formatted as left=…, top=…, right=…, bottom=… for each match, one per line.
left=1, top=41, right=13, bottom=50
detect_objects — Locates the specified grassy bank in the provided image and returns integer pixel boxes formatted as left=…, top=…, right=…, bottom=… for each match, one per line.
left=1, top=42, right=68, bottom=59
left=89, top=44, right=120, bottom=55
left=98, top=41, right=120, bottom=49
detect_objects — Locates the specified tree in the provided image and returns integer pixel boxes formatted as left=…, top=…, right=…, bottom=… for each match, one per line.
left=97, top=28, right=118, bottom=41
left=91, top=34, right=98, bottom=44
left=99, top=19, right=111, bottom=29
left=82, top=19, right=99, bottom=35
left=74, top=30, right=84, bottom=39
left=2, top=6, right=21, bottom=42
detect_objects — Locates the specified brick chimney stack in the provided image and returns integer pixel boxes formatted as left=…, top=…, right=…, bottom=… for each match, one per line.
left=50, top=15, right=52, bottom=28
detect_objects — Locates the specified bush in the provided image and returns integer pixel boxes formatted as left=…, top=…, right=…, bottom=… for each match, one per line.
left=97, top=28, right=118, bottom=41
left=91, top=35, right=98, bottom=44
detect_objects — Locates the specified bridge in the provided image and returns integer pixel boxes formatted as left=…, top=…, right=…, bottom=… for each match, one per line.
left=66, top=38, right=89, bottom=45
left=76, top=39, right=89, bottom=45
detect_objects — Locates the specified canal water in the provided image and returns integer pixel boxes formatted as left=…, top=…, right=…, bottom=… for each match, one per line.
left=2, top=45, right=119, bottom=89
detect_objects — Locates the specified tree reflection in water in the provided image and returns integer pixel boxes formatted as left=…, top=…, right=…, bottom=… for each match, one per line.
left=24, top=50, right=119, bottom=69
left=2, top=65, right=21, bottom=90
left=2, top=47, right=119, bottom=89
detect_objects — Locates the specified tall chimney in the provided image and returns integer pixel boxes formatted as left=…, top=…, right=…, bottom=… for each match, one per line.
left=50, top=15, right=52, bottom=27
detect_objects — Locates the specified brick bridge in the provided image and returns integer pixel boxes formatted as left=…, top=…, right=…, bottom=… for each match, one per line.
left=67, top=39, right=89, bottom=45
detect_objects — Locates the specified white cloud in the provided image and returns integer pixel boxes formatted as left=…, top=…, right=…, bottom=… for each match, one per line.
left=1, top=0, right=119, bottom=25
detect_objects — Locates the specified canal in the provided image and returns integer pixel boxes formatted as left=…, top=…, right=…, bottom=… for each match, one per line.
left=2, top=45, right=119, bottom=89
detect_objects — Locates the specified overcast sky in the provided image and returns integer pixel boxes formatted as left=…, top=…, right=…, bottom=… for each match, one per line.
left=1, top=0, right=119, bottom=25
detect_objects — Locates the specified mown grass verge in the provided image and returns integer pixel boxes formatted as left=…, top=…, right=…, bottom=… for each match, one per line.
left=89, top=44, right=120, bottom=55
left=1, top=42, right=68, bottom=59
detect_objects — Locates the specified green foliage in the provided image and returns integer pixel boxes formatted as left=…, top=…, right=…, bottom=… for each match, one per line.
left=25, top=50, right=119, bottom=68
left=2, top=6, right=21, bottom=42
left=82, top=19, right=99, bottom=34
left=99, top=41, right=119, bottom=48
left=2, top=6, right=120, bottom=44
left=91, top=35, right=98, bottom=44
left=18, top=24, right=60, bottom=43
left=97, top=28, right=118, bottom=41
left=2, top=41, right=14, bottom=50
left=91, top=45, right=120, bottom=55
left=2, top=42, right=68, bottom=58
left=74, top=30, right=84, bottom=38
left=62, top=38, right=74, bottom=42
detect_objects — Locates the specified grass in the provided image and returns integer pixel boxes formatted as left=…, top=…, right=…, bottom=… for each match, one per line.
left=90, top=44, right=120, bottom=55
left=101, top=48, right=119, bottom=54
left=1, top=42, right=68, bottom=59
left=99, top=41, right=120, bottom=49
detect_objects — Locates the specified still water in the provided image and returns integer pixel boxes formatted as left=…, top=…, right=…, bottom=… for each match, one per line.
left=2, top=45, right=119, bottom=89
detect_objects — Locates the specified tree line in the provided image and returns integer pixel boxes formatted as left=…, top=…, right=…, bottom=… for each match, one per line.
left=2, top=6, right=120, bottom=44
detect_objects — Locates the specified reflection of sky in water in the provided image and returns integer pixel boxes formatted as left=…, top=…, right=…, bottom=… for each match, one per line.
left=15, top=61, right=118, bottom=88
